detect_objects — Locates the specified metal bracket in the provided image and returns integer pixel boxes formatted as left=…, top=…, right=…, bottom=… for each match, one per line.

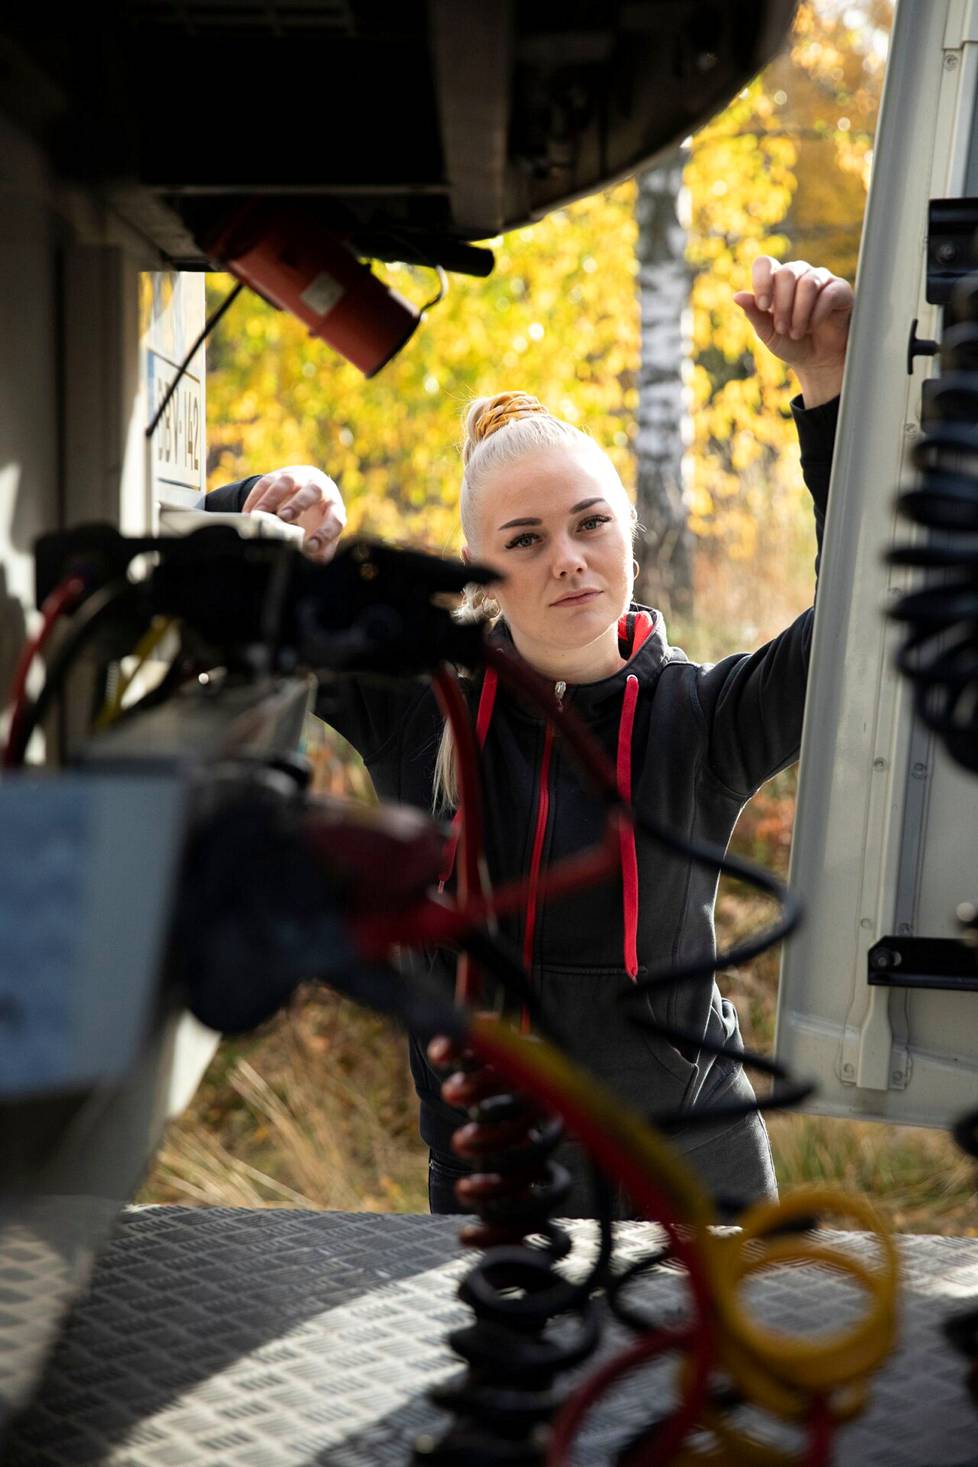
left=927, top=197, right=978, bottom=301
left=868, top=935, right=978, bottom=991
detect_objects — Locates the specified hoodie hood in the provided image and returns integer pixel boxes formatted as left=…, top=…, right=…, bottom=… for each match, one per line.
left=485, top=603, right=687, bottom=720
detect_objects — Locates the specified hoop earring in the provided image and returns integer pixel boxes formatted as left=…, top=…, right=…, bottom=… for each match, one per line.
left=476, top=590, right=502, bottom=621
left=632, top=558, right=640, bottom=581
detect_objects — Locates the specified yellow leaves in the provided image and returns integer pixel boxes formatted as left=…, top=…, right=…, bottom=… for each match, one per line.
left=680, top=0, right=889, bottom=558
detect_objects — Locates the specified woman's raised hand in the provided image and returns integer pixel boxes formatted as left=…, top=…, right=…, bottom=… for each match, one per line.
left=242, top=465, right=347, bottom=562
left=734, top=257, right=854, bottom=407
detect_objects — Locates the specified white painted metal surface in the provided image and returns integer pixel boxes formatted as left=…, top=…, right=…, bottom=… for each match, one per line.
left=777, top=0, right=978, bottom=1124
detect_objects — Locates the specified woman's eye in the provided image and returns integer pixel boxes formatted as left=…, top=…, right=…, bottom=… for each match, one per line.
left=505, top=531, right=538, bottom=549
left=579, top=514, right=611, bottom=532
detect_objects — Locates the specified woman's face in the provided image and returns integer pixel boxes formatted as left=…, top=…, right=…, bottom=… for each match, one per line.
left=468, top=444, right=634, bottom=657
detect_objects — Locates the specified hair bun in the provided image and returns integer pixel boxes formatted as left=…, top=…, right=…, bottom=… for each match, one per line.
left=462, top=392, right=549, bottom=465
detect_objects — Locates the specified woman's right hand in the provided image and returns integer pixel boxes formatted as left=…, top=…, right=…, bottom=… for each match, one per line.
left=242, top=465, right=347, bottom=563
left=733, top=257, right=853, bottom=408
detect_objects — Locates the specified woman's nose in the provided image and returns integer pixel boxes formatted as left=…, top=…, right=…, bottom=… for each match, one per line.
left=551, top=538, right=587, bottom=578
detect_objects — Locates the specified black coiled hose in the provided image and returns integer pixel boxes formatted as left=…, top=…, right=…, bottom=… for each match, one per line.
left=414, top=1029, right=612, bottom=1466
left=891, top=273, right=978, bottom=774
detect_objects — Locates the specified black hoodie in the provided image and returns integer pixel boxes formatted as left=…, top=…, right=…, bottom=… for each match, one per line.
left=206, top=393, right=838, bottom=1207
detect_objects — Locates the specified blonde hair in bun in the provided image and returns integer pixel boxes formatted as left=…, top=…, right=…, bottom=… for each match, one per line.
left=462, top=392, right=550, bottom=465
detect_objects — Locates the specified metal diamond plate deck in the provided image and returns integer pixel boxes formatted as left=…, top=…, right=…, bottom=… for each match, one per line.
left=4, top=1206, right=978, bottom=1465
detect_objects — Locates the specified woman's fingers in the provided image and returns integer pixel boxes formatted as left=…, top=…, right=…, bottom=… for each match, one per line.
left=788, top=268, right=831, bottom=339
left=810, top=275, right=854, bottom=328
left=751, top=254, right=779, bottom=311
left=770, top=260, right=812, bottom=336
left=243, top=472, right=294, bottom=514
left=240, top=465, right=347, bottom=560
left=304, top=506, right=345, bottom=562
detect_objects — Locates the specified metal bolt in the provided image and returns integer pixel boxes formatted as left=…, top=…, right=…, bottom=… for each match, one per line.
left=937, top=242, right=958, bottom=263
left=842, top=1062, right=855, bottom=1077
left=957, top=901, right=978, bottom=925
left=872, top=947, right=901, bottom=969
left=892, top=1071, right=904, bottom=1083
left=897, top=922, right=913, bottom=936
left=945, top=52, right=960, bottom=69
left=860, top=917, right=873, bottom=930
left=873, top=756, right=887, bottom=771
left=911, top=762, right=928, bottom=779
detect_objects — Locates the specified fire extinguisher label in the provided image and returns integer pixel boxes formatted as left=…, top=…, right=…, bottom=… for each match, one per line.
left=299, top=271, right=346, bottom=318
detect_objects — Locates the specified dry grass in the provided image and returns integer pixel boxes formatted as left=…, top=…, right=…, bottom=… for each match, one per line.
left=140, top=990, right=428, bottom=1213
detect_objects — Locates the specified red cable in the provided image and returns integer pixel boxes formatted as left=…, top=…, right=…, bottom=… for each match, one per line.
left=437, top=668, right=497, bottom=890
left=352, top=818, right=623, bottom=959
left=467, top=1024, right=715, bottom=1310
left=806, top=1397, right=834, bottom=1467
left=467, top=1023, right=715, bottom=1465
left=545, top=1326, right=710, bottom=1467
left=3, top=575, right=87, bottom=768
left=432, top=666, right=490, bottom=1003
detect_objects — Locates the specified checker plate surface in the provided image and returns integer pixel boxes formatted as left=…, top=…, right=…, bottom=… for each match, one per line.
left=5, top=1206, right=978, bottom=1464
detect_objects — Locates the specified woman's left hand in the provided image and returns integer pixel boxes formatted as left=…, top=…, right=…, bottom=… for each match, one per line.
left=242, top=465, right=346, bottom=562
left=734, top=257, right=854, bottom=408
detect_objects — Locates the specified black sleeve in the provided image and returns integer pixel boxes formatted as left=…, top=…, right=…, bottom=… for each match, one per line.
left=202, top=476, right=441, bottom=781
left=313, top=674, right=436, bottom=769
left=694, top=392, right=839, bottom=798
left=202, top=476, right=263, bottom=513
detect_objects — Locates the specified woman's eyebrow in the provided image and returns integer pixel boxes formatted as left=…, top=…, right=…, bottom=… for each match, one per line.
left=497, top=497, right=607, bottom=532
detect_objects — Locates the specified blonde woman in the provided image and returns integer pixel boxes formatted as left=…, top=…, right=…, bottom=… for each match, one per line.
left=207, top=256, right=852, bottom=1217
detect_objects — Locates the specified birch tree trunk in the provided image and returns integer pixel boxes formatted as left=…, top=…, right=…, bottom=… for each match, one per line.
left=634, top=148, right=693, bottom=620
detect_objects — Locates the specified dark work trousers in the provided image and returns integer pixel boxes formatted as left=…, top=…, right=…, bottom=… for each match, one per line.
left=426, top=1102, right=778, bottom=1221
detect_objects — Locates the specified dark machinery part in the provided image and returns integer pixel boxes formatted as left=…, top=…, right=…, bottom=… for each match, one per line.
left=34, top=525, right=497, bottom=679
left=0, top=3, right=798, bottom=271
left=894, top=255, right=978, bottom=1422
left=926, top=199, right=978, bottom=304
left=891, top=270, right=978, bottom=775
left=413, top=1052, right=598, bottom=1467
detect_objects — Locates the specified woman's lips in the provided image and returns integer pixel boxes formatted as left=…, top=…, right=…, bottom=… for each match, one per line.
left=552, top=589, right=601, bottom=606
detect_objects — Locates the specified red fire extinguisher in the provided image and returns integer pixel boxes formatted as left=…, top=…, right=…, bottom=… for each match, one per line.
left=209, top=207, right=422, bottom=377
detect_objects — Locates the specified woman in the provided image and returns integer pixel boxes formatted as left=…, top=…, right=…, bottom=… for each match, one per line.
left=206, top=256, right=852, bottom=1217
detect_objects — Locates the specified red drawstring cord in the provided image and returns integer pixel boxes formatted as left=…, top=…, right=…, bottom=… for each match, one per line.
left=617, top=674, right=641, bottom=980
left=432, top=667, right=494, bottom=1003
